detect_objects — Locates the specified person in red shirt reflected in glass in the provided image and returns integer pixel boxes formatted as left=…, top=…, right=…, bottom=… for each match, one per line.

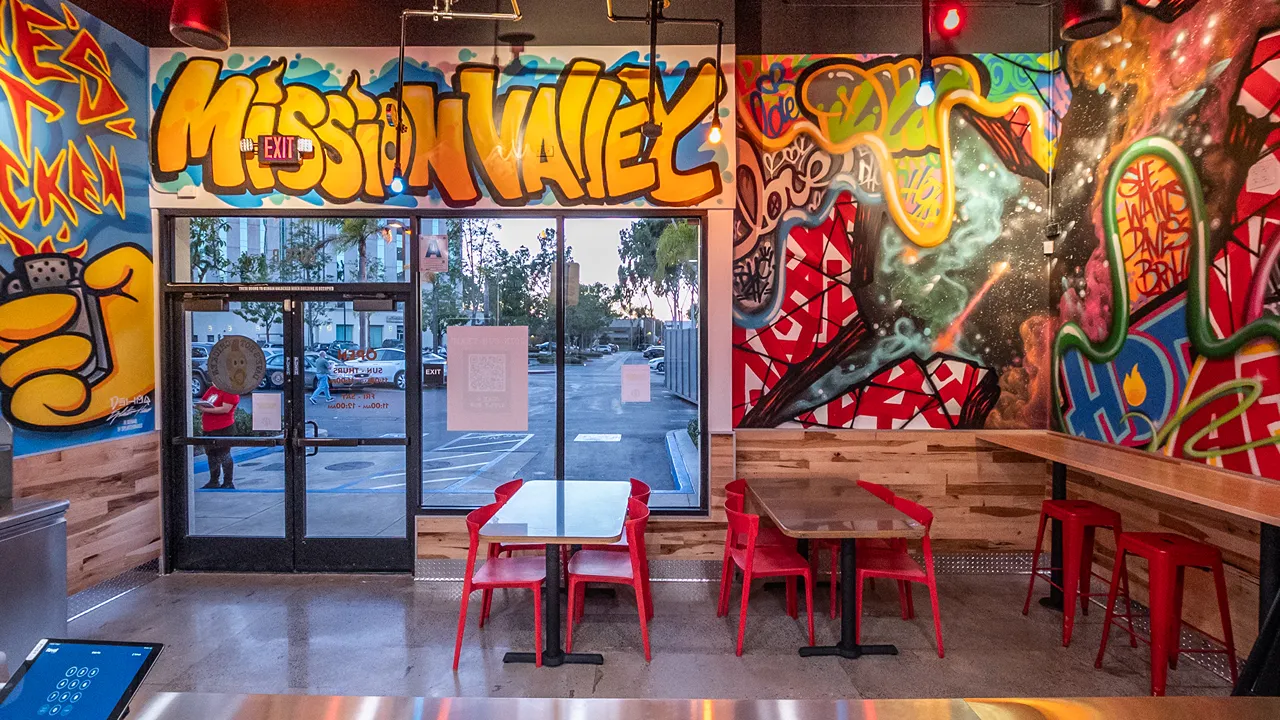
left=197, top=386, right=240, bottom=489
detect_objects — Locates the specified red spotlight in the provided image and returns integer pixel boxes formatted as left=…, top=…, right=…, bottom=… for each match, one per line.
left=934, top=2, right=965, bottom=38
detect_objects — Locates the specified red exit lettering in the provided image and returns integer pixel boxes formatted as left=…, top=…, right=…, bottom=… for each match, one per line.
left=258, top=135, right=298, bottom=165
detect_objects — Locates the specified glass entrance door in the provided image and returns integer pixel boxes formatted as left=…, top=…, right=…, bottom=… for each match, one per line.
left=166, top=294, right=413, bottom=572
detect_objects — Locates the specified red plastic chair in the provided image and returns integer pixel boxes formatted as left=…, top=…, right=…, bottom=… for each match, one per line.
left=580, top=479, right=653, bottom=555
left=567, top=498, right=654, bottom=660
left=718, top=495, right=815, bottom=655
left=853, top=496, right=945, bottom=658
left=724, top=479, right=793, bottom=547
left=629, top=478, right=652, bottom=506
left=819, top=480, right=906, bottom=618
left=494, top=479, right=524, bottom=504
left=453, top=503, right=545, bottom=669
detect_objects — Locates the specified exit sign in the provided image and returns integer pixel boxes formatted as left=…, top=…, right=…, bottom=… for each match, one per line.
left=258, top=135, right=299, bottom=165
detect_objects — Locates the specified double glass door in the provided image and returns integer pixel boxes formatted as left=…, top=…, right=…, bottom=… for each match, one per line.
left=167, top=294, right=414, bottom=572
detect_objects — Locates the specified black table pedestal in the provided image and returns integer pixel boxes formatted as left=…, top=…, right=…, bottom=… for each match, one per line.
left=798, top=537, right=899, bottom=659
left=503, top=543, right=604, bottom=666
left=1039, top=461, right=1068, bottom=612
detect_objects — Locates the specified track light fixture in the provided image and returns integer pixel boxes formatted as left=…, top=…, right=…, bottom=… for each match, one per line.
left=606, top=0, right=726, bottom=146
left=391, top=0, right=523, bottom=196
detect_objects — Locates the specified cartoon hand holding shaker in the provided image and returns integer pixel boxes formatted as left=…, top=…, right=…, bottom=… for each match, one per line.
left=0, top=241, right=155, bottom=430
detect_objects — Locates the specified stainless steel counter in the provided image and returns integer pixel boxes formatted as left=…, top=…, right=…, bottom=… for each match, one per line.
left=120, top=693, right=1280, bottom=720
left=0, top=498, right=68, bottom=669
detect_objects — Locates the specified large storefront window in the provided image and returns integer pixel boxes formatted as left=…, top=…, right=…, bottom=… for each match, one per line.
left=418, top=216, right=705, bottom=511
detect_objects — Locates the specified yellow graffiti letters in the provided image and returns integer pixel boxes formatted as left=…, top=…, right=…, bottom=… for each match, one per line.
left=152, top=58, right=256, bottom=189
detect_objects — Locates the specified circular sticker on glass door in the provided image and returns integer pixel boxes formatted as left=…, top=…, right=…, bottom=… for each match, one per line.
left=207, top=335, right=267, bottom=395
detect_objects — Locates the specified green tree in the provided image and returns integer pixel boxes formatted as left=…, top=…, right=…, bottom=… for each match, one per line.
left=188, top=217, right=230, bottom=282
left=565, top=282, right=618, bottom=348
left=326, top=218, right=384, bottom=347
left=617, top=219, right=665, bottom=318
left=656, top=220, right=699, bottom=322
left=231, top=254, right=281, bottom=344
left=279, top=222, right=333, bottom=345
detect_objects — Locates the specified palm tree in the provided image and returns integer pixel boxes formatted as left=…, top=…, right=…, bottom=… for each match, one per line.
left=326, top=218, right=384, bottom=347
left=656, top=220, right=699, bottom=323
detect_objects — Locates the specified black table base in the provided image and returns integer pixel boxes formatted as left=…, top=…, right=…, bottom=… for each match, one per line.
left=502, top=542, right=605, bottom=667
left=799, top=537, right=898, bottom=659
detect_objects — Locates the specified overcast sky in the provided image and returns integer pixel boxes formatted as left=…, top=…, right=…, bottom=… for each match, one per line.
left=488, top=217, right=685, bottom=321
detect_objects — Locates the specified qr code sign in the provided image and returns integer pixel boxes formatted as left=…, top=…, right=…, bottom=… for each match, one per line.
left=467, top=353, right=507, bottom=392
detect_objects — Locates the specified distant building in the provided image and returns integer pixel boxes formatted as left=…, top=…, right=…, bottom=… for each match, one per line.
left=606, top=317, right=664, bottom=348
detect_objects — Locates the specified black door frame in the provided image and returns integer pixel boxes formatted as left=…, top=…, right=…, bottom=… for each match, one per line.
left=159, top=213, right=422, bottom=573
left=159, top=208, right=710, bottom=573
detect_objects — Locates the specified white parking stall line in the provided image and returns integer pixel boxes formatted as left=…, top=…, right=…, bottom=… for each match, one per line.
left=435, top=433, right=534, bottom=493
left=434, top=440, right=526, bottom=451
left=424, top=449, right=506, bottom=461
left=370, top=483, right=406, bottom=490
left=423, top=461, right=489, bottom=472
left=421, top=476, right=469, bottom=485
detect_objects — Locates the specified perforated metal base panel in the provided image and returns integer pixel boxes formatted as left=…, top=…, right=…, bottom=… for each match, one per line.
left=67, top=559, right=159, bottom=622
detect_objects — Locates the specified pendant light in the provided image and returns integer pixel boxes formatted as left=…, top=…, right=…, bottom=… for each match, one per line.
left=170, top=0, right=231, bottom=51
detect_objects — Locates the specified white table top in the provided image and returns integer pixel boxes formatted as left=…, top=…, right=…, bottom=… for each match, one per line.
left=479, top=480, right=631, bottom=544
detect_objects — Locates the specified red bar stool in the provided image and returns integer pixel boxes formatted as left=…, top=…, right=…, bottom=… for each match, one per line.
left=1022, top=499, right=1126, bottom=646
left=1095, top=532, right=1238, bottom=696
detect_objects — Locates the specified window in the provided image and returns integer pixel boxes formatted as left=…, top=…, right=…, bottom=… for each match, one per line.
left=336, top=325, right=353, bottom=342
left=419, top=216, right=705, bottom=511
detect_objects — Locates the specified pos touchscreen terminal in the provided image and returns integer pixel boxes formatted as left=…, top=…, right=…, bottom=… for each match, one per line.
left=0, top=640, right=162, bottom=720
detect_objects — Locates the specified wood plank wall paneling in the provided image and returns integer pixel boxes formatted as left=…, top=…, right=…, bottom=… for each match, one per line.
left=735, top=429, right=1047, bottom=551
left=12, top=433, right=162, bottom=594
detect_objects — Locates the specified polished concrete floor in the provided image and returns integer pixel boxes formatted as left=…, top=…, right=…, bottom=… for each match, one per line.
left=70, top=571, right=1232, bottom=699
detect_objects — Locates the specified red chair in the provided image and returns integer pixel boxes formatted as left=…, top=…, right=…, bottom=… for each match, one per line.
left=494, top=479, right=524, bottom=504
left=718, top=495, right=815, bottom=655
left=724, top=479, right=793, bottom=547
left=453, top=503, right=545, bottom=669
left=580, top=479, right=653, bottom=555
left=1023, top=499, right=1126, bottom=647
left=629, top=478, right=652, bottom=506
left=853, top=496, right=945, bottom=658
left=1095, top=532, right=1238, bottom=696
left=820, top=480, right=906, bottom=618
left=567, top=498, right=654, bottom=660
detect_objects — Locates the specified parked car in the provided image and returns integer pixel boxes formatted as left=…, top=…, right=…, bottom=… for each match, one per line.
left=190, top=342, right=213, bottom=395
left=591, top=344, right=614, bottom=354
left=258, top=352, right=372, bottom=390
left=643, top=346, right=665, bottom=359
left=346, top=348, right=411, bottom=389
left=608, top=343, right=619, bottom=353
left=649, top=356, right=665, bottom=374
left=327, top=340, right=360, bottom=357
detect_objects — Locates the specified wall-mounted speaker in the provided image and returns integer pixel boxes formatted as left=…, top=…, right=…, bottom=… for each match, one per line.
left=170, top=0, right=231, bottom=51
left=1061, top=0, right=1122, bottom=42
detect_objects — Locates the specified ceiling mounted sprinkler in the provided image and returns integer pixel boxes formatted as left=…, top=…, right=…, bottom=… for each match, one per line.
left=606, top=0, right=725, bottom=145
left=390, top=0, right=523, bottom=195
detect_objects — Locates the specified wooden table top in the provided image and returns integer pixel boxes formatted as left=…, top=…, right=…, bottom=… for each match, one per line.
left=747, top=476, right=925, bottom=540
left=976, top=430, right=1280, bottom=526
left=479, top=480, right=631, bottom=544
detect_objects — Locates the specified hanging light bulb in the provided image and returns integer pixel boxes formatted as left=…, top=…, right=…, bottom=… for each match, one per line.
left=170, top=0, right=231, bottom=51
left=388, top=168, right=407, bottom=196
left=708, top=118, right=722, bottom=145
left=915, top=65, right=936, bottom=106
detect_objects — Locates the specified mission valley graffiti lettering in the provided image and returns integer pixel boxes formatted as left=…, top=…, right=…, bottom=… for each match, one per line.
left=151, top=55, right=727, bottom=207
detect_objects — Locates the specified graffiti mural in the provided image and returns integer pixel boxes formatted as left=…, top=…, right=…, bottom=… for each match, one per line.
left=149, top=46, right=731, bottom=209
left=732, top=53, right=1060, bottom=429
left=0, top=0, right=153, bottom=455
left=1053, top=1, right=1280, bottom=480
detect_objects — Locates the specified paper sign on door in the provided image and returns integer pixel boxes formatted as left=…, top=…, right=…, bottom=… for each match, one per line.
left=251, top=392, right=283, bottom=431
left=621, top=364, right=650, bottom=403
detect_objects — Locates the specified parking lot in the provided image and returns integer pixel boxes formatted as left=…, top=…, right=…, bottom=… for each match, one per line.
left=187, top=351, right=696, bottom=536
